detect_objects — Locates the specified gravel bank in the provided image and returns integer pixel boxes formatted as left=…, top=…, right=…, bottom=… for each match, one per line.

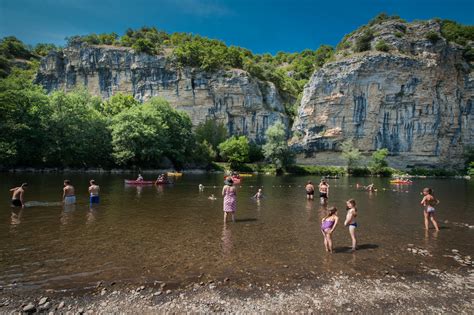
left=1, top=269, right=473, bottom=314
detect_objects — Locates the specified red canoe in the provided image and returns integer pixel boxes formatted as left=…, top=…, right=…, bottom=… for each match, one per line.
left=124, top=180, right=155, bottom=185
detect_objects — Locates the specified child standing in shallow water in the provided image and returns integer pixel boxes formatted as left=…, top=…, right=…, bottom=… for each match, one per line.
left=420, top=187, right=440, bottom=231
left=344, top=199, right=358, bottom=252
left=321, top=207, right=339, bottom=253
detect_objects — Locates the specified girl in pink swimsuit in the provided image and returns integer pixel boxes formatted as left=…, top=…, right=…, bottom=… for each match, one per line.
left=321, top=207, right=339, bottom=253
left=222, top=178, right=236, bottom=223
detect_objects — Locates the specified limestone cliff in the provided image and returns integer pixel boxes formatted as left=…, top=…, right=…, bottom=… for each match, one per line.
left=292, top=19, right=474, bottom=168
left=35, top=44, right=287, bottom=142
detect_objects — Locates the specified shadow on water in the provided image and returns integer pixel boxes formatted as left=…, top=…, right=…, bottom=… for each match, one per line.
left=334, top=244, right=379, bottom=253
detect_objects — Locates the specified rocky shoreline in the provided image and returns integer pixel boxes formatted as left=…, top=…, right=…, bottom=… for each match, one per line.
left=2, top=269, right=473, bottom=314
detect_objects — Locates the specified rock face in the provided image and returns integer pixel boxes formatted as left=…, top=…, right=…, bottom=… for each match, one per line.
left=292, top=20, right=474, bottom=168
left=36, top=44, right=287, bottom=142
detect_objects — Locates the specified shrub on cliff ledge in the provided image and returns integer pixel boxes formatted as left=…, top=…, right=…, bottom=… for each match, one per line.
left=425, top=31, right=441, bottom=43
left=375, top=40, right=390, bottom=52
left=354, top=30, right=374, bottom=52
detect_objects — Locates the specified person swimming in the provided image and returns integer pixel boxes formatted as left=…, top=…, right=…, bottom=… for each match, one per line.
left=208, top=194, right=217, bottom=201
left=305, top=181, right=315, bottom=200
left=253, top=188, right=263, bottom=199
left=321, top=206, right=339, bottom=253
left=420, top=187, right=440, bottom=231
left=344, top=199, right=358, bottom=251
left=10, top=183, right=27, bottom=208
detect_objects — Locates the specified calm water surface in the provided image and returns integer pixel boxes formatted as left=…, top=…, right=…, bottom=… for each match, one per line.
left=1, top=173, right=473, bottom=292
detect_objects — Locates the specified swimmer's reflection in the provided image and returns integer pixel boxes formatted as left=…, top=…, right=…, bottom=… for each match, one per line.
left=221, top=225, right=233, bottom=257
left=136, top=186, right=143, bottom=198
left=86, top=206, right=98, bottom=224
left=60, top=204, right=76, bottom=225
left=10, top=209, right=23, bottom=227
left=155, top=184, right=164, bottom=194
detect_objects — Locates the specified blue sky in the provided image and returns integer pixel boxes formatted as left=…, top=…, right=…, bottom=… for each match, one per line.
left=0, top=0, right=473, bottom=54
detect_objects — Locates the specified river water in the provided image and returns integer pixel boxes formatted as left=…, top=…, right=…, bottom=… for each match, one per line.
left=1, top=173, right=473, bottom=292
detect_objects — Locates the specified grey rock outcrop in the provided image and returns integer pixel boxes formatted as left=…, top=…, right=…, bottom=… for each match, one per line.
left=35, top=44, right=288, bottom=142
left=292, top=20, right=473, bottom=168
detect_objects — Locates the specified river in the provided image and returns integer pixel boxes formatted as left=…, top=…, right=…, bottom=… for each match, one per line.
left=1, top=173, right=473, bottom=293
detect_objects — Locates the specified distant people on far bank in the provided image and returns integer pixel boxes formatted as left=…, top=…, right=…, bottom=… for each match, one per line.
left=222, top=178, right=236, bottom=223
left=10, top=183, right=27, bottom=208
left=321, top=206, right=339, bottom=253
left=420, top=187, right=440, bottom=231
left=305, top=181, right=315, bottom=200
left=344, top=199, right=358, bottom=252
left=319, top=180, right=329, bottom=203
left=63, top=180, right=76, bottom=205
left=89, top=180, right=100, bottom=204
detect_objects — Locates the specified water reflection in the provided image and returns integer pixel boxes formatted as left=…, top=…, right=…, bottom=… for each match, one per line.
left=221, top=225, right=233, bottom=257
left=60, top=204, right=76, bottom=225
left=10, top=209, right=23, bottom=227
left=86, top=206, right=98, bottom=225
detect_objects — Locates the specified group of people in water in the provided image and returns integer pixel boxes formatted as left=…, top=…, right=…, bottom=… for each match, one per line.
left=10, top=175, right=441, bottom=253
left=9, top=179, right=100, bottom=208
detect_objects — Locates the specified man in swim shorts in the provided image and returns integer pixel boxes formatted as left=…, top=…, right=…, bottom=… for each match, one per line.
left=63, top=180, right=76, bottom=205
left=319, top=180, right=329, bottom=202
left=10, top=183, right=27, bottom=208
left=88, top=179, right=100, bottom=204
left=305, top=181, right=315, bottom=200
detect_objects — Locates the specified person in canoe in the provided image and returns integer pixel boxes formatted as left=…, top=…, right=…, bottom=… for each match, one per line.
left=155, top=174, right=169, bottom=185
left=420, top=187, right=440, bottom=231
left=88, top=180, right=100, bottom=204
left=10, top=183, right=27, bottom=208
left=222, top=178, right=237, bottom=223
left=63, top=180, right=76, bottom=205
left=305, top=181, right=315, bottom=200
left=136, top=174, right=144, bottom=182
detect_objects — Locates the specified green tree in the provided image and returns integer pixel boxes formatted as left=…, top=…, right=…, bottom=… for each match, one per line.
left=262, top=121, right=294, bottom=171
left=195, top=119, right=228, bottom=154
left=101, top=93, right=140, bottom=117
left=0, top=68, right=50, bottom=166
left=192, top=140, right=217, bottom=167
left=368, top=148, right=389, bottom=174
left=110, top=98, right=194, bottom=168
left=45, top=89, right=112, bottom=167
left=218, top=136, right=250, bottom=169
left=0, top=36, right=32, bottom=59
left=341, top=140, right=362, bottom=171
left=33, top=43, right=58, bottom=56
left=132, top=38, right=156, bottom=54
